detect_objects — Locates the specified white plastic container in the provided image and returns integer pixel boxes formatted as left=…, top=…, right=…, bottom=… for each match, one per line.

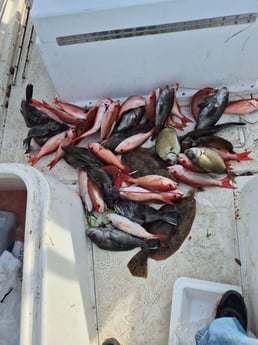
left=31, top=0, right=258, bottom=104
left=0, top=163, right=97, bottom=345
left=169, top=277, right=241, bottom=345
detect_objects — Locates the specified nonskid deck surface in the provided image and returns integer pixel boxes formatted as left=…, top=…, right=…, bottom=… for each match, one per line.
left=1, top=2, right=258, bottom=345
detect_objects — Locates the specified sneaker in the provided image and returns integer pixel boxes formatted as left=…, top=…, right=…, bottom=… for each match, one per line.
left=215, top=290, right=248, bottom=331
left=102, top=338, right=121, bottom=345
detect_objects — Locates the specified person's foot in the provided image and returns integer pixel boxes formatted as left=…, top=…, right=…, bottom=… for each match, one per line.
left=102, top=338, right=121, bottom=345
left=215, top=290, right=248, bottom=331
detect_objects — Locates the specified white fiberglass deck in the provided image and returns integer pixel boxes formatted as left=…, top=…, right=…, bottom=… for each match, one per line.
left=1, top=1, right=258, bottom=345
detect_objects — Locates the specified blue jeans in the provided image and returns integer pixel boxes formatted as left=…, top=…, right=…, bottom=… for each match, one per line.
left=195, top=317, right=258, bottom=345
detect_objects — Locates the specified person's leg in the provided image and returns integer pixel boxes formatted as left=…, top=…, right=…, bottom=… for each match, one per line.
left=195, top=317, right=258, bottom=345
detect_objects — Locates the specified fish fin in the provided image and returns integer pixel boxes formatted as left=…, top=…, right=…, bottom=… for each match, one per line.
left=227, top=169, right=238, bottom=184
left=28, top=156, right=40, bottom=166
left=170, top=112, right=194, bottom=127
left=159, top=211, right=179, bottom=226
left=221, top=176, right=237, bottom=189
left=166, top=118, right=185, bottom=131
left=26, top=84, right=33, bottom=103
left=122, top=166, right=132, bottom=174
left=225, top=161, right=233, bottom=171
left=151, top=234, right=168, bottom=247
left=119, top=172, right=132, bottom=184
left=127, top=250, right=149, bottom=278
left=47, top=159, right=58, bottom=170
left=234, top=150, right=253, bottom=161
left=30, top=99, right=43, bottom=108
left=150, top=126, right=162, bottom=140
left=143, top=238, right=161, bottom=249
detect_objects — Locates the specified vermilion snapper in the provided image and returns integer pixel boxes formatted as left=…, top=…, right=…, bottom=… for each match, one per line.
left=53, top=98, right=88, bottom=119
left=78, top=169, right=93, bottom=212
left=79, top=105, right=98, bottom=133
left=28, top=130, right=68, bottom=166
left=177, top=153, right=205, bottom=172
left=119, top=185, right=184, bottom=204
left=87, top=142, right=130, bottom=172
left=167, top=164, right=236, bottom=189
left=31, top=99, right=65, bottom=124
left=168, top=86, right=193, bottom=130
left=119, top=173, right=178, bottom=192
left=102, top=165, right=123, bottom=188
left=208, top=148, right=253, bottom=161
left=224, top=98, right=258, bottom=114
left=100, top=101, right=120, bottom=142
left=47, top=127, right=77, bottom=170
left=119, top=95, right=145, bottom=116
left=87, top=176, right=105, bottom=213
left=32, top=100, right=85, bottom=126
left=114, top=126, right=157, bottom=154
left=73, top=102, right=106, bottom=143
left=106, top=213, right=167, bottom=242
left=145, top=90, right=156, bottom=123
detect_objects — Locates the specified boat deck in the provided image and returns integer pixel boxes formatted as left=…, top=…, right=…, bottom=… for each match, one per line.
left=1, top=1, right=258, bottom=345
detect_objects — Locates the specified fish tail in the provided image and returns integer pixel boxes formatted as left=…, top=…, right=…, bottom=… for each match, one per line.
left=31, top=99, right=43, bottom=108
left=113, top=173, right=123, bottom=188
left=160, top=211, right=178, bottom=226
left=121, top=165, right=132, bottom=174
left=47, top=159, right=57, bottom=170
left=174, top=112, right=194, bottom=125
left=225, top=161, right=233, bottom=171
left=170, top=121, right=185, bottom=131
left=182, top=114, right=194, bottom=124
left=120, top=172, right=133, bottom=185
left=151, top=126, right=161, bottom=140
left=221, top=176, right=237, bottom=189
left=71, top=136, right=81, bottom=144
left=234, top=150, right=253, bottom=161
left=142, top=238, right=161, bottom=249
left=152, top=234, right=168, bottom=245
left=26, top=84, right=33, bottom=103
left=28, top=156, right=40, bottom=166
left=127, top=250, right=149, bottom=278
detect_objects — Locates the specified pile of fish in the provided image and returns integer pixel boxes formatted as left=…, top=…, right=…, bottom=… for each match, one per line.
left=20, top=83, right=255, bottom=277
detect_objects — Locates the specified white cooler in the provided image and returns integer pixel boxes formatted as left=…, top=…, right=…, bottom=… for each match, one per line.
left=0, top=164, right=97, bottom=345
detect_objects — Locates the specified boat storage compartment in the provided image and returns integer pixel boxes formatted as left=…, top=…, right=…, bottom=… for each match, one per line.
left=0, top=164, right=97, bottom=345
left=31, top=0, right=258, bottom=104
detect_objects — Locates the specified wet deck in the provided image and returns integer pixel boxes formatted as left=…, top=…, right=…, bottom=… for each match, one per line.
left=1, top=2, right=258, bottom=345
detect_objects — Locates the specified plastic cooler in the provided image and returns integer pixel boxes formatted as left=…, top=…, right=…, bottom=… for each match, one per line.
left=0, top=164, right=97, bottom=345
left=31, top=0, right=258, bottom=105
left=169, top=277, right=242, bottom=345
